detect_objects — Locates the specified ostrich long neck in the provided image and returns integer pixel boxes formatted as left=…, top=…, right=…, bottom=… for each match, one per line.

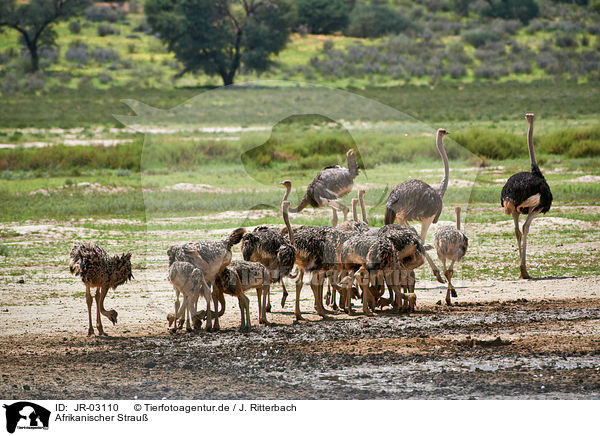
left=282, top=202, right=294, bottom=245
left=359, top=190, right=368, bottom=224
left=456, top=207, right=461, bottom=231
left=352, top=198, right=358, bottom=221
left=282, top=183, right=291, bottom=202
left=437, top=132, right=449, bottom=198
left=527, top=118, right=538, bottom=171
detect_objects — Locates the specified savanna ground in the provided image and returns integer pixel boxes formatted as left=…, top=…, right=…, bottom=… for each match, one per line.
left=0, top=79, right=599, bottom=400
left=1, top=138, right=599, bottom=399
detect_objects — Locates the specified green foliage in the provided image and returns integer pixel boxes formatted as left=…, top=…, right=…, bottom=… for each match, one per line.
left=462, top=28, right=500, bottom=48
left=0, top=0, right=91, bottom=71
left=538, top=125, right=600, bottom=158
left=295, top=0, right=351, bottom=34
left=346, top=4, right=415, bottom=38
left=145, top=0, right=296, bottom=85
left=451, top=129, right=524, bottom=160
left=480, top=0, right=539, bottom=24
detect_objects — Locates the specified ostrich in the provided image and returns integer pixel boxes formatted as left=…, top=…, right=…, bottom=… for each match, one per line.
left=241, top=225, right=296, bottom=311
left=281, top=200, right=339, bottom=320
left=339, top=189, right=369, bottom=232
left=280, top=149, right=359, bottom=226
left=213, top=260, right=271, bottom=329
left=339, top=232, right=399, bottom=316
left=167, top=227, right=245, bottom=331
left=501, top=113, right=552, bottom=279
left=69, top=242, right=133, bottom=336
left=384, top=128, right=449, bottom=280
left=377, top=224, right=428, bottom=312
left=433, top=206, right=469, bottom=305
left=167, top=261, right=210, bottom=332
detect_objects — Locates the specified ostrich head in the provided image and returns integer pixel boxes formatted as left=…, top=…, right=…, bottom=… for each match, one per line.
left=525, top=113, right=535, bottom=122
left=437, top=128, right=449, bottom=137
left=279, top=180, right=291, bottom=188
left=107, top=309, right=118, bottom=325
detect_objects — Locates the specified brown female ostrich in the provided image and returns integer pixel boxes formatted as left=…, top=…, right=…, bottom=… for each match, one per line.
left=501, top=113, right=552, bottom=279
left=241, top=225, right=296, bottom=311
left=213, top=260, right=271, bottom=329
left=433, top=206, right=469, bottom=305
left=281, top=200, right=340, bottom=321
left=167, top=261, right=210, bottom=332
left=69, top=242, right=133, bottom=336
left=384, top=128, right=450, bottom=281
left=280, top=149, right=359, bottom=226
left=385, top=129, right=450, bottom=241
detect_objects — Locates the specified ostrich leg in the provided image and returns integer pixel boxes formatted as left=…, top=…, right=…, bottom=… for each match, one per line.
left=85, top=286, right=94, bottom=336
left=94, top=287, right=106, bottom=336
left=512, top=211, right=523, bottom=259
left=520, top=211, right=539, bottom=279
left=310, top=272, right=333, bottom=319
left=280, top=281, right=288, bottom=308
left=294, top=269, right=305, bottom=321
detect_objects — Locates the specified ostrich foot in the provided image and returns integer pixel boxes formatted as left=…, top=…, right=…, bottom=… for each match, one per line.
left=266, top=303, right=272, bottom=313
left=87, top=327, right=95, bottom=336
left=433, top=269, right=446, bottom=284
left=445, top=296, right=453, bottom=306
left=519, top=265, right=531, bottom=279
left=451, top=288, right=458, bottom=298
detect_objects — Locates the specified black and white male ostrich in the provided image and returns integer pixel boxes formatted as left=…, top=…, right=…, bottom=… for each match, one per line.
left=280, top=149, right=359, bottom=226
left=501, top=113, right=552, bottom=279
left=69, top=242, right=133, bottom=336
left=434, top=206, right=469, bottom=305
left=384, top=128, right=450, bottom=281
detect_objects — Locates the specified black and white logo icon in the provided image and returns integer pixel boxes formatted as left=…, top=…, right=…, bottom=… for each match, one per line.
left=3, top=402, right=50, bottom=434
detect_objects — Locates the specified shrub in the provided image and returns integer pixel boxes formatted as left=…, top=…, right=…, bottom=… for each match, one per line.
left=98, top=72, right=112, bottom=84
left=65, top=41, right=89, bottom=64
left=39, top=46, right=60, bottom=65
left=2, top=72, right=20, bottom=95
left=462, top=28, right=499, bottom=48
left=97, top=23, right=119, bottom=37
left=453, top=129, right=524, bottom=160
left=91, top=47, right=120, bottom=63
left=480, top=0, right=539, bottom=24
left=474, top=63, right=508, bottom=79
left=448, top=63, right=467, bottom=78
left=555, top=33, right=578, bottom=48
left=294, top=0, right=351, bottom=34
left=346, top=5, right=414, bottom=38
left=69, top=20, right=81, bottom=34
left=511, top=60, right=532, bottom=74
left=22, top=73, right=45, bottom=93
left=85, top=6, right=124, bottom=23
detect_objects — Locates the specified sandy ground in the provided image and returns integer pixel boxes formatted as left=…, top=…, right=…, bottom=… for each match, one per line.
left=1, top=219, right=599, bottom=400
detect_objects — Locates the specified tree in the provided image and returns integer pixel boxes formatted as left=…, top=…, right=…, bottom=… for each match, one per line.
left=0, top=0, right=90, bottom=72
left=295, top=0, right=352, bottom=34
left=146, top=0, right=297, bottom=86
left=346, top=4, right=415, bottom=38
left=480, top=0, right=539, bottom=24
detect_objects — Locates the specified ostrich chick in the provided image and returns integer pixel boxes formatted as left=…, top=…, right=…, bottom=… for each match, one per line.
left=433, top=206, right=469, bottom=305
left=69, top=242, right=133, bottom=336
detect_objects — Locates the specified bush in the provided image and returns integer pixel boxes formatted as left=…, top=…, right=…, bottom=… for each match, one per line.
left=22, top=73, right=45, bottom=93
left=346, top=5, right=414, bottom=38
left=98, top=72, right=112, bottom=84
left=474, top=63, right=508, bottom=79
left=294, top=0, right=351, bottom=34
left=85, top=6, right=124, bottom=23
left=65, top=42, right=89, bottom=64
left=481, top=0, right=539, bottom=24
left=462, top=28, right=499, bottom=48
left=97, top=23, right=119, bottom=37
left=511, top=60, right=532, bottom=74
left=69, top=20, right=81, bottom=34
left=453, top=129, right=524, bottom=159
left=448, top=63, right=467, bottom=78
left=91, top=47, right=120, bottom=63
left=555, top=33, right=578, bottom=48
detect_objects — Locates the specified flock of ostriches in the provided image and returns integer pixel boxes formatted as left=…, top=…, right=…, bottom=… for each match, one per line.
left=70, top=114, right=553, bottom=336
